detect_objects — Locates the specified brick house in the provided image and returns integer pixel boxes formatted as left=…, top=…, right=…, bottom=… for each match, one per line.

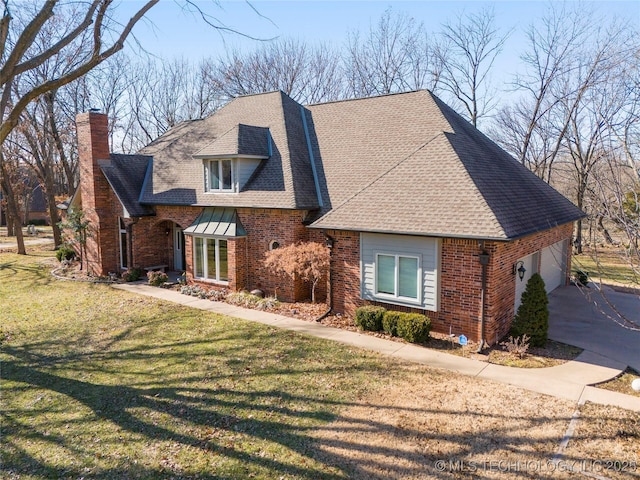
left=72, top=90, right=583, bottom=345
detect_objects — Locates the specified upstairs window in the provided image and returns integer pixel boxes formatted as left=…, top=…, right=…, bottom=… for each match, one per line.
left=205, top=159, right=234, bottom=192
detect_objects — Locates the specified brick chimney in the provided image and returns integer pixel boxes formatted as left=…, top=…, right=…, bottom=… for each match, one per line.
left=76, top=111, right=117, bottom=276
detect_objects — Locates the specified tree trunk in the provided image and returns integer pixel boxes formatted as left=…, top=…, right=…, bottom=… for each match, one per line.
left=13, top=215, right=25, bottom=255
left=1, top=174, right=26, bottom=254
left=575, top=218, right=583, bottom=254
left=7, top=211, right=14, bottom=236
left=42, top=175, right=62, bottom=247
left=597, top=215, right=614, bottom=245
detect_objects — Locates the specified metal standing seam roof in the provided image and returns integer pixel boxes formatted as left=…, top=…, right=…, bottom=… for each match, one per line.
left=183, top=207, right=247, bottom=237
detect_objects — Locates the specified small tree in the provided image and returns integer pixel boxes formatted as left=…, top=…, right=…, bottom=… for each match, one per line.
left=263, top=242, right=329, bottom=303
left=510, top=273, right=549, bottom=347
left=58, top=209, right=91, bottom=270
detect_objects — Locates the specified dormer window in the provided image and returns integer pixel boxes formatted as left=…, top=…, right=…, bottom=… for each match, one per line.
left=205, top=159, right=234, bottom=192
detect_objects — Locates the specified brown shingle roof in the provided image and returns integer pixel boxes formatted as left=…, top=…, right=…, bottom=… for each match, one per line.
left=138, top=91, right=319, bottom=209
left=132, top=89, right=582, bottom=240
left=193, top=124, right=271, bottom=158
left=308, top=90, right=583, bottom=240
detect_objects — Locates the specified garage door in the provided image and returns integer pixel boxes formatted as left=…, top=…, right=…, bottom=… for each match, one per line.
left=540, top=240, right=567, bottom=293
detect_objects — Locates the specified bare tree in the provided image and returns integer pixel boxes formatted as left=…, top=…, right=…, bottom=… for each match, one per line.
left=1, top=0, right=158, bottom=254
left=211, top=38, right=344, bottom=104
left=344, top=9, right=439, bottom=98
left=492, top=4, right=588, bottom=180
left=435, top=7, right=508, bottom=126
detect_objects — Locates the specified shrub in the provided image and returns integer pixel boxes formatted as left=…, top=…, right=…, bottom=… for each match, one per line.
left=181, top=285, right=207, bottom=298
left=510, top=273, right=549, bottom=347
left=207, top=288, right=228, bottom=301
left=147, top=270, right=168, bottom=286
left=121, top=268, right=143, bottom=282
left=29, top=219, right=48, bottom=226
left=264, top=242, right=329, bottom=303
left=256, top=296, right=280, bottom=310
left=55, top=245, right=75, bottom=262
left=382, top=311, right=402, bottom=336
left=396, top=313, right=431, bottom=343
left=574, top=269, right=589, bottom=286
left=500, top=334, right=530, bottom=358
left=354, top=305, right=386, bottom=331
left=226, top=291, right=262, bottom=308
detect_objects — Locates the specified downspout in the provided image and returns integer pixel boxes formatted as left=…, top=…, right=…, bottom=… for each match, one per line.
left=315, top=233, right=334, bottom=322
left=477, top=242, right=490, bottom=352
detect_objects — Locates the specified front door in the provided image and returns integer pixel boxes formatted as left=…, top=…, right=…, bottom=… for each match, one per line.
left=174, top=225, right=185, bottom=271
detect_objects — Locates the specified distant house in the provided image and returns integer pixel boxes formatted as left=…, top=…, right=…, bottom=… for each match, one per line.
left=0, top=176, right=49, bottom=226
left=72, top=90, right=583, bottom=344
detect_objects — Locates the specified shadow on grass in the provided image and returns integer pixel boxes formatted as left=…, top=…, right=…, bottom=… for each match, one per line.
left=1, top=336, right=618, bottom=480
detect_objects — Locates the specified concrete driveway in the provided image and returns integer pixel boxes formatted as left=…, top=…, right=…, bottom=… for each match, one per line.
left=548, top=285, right=640, bottom=371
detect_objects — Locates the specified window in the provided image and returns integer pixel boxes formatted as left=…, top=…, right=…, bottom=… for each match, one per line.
left=375, top=253, right=420, bottom=301
left=205, top=159, right=234, bottom=192
left=194, top=237, right=228, bottom=282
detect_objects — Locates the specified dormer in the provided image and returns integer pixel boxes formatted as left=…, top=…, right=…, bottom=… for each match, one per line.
left=192, top=124, right=271, bottom=193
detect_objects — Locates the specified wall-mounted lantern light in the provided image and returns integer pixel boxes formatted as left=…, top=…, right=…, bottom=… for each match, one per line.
left=325, top=235, right=334, bottom=249
left=513, top=260, right=526, bottom=281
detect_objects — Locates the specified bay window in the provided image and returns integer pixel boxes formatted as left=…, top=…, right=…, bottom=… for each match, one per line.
left=194, top=237, right=228, bottom=282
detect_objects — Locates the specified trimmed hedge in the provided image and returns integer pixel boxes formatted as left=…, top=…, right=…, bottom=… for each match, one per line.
left=354, top=305, right=386, bottom=331
left=382, top=311, right=402, bottom=336
left=396, top=313, right=431, bottom=343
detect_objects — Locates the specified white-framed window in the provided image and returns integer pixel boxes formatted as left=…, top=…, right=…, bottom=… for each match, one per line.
left=119, top=218, right=127, bottom=269
left=204, top=159, right=234, bottom=192
left=193, top=237, right=228, bottom=282
left=374, top=253, right=420, bottom=302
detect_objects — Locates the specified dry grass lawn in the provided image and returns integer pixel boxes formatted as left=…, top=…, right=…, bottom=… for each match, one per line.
left=312, top=369, right=640, bottom=479
left=3, top=246, right=639, bottom=479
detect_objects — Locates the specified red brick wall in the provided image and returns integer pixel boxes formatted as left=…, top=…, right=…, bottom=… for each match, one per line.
left=325, top=223, right=575, bottom=344
left=127, top=206, right=313, bottom=302
left=237, top=208, right=310, bottom=301
left=484, top=222, right=574, bottom=344
left=76, top=112, right=120, bottom=276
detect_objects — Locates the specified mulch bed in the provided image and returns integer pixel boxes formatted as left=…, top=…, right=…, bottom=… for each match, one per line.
left=50, top=259, right=581, bottom=367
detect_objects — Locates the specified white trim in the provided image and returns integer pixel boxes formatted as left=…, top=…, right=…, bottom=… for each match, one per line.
left=194, top=154, right=268, bottom=160
left=373, top=252, right=422, bottom=305
left=204, top=159, right=235, bottom=193
left=193, top=236, right=229, bottom=284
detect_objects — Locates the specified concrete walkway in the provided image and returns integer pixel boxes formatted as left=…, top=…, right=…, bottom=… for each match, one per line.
left=113, top=283, right=640, bottom=412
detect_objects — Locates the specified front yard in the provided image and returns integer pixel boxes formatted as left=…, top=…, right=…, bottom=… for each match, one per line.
left=2, top=247, right=639, bottom=479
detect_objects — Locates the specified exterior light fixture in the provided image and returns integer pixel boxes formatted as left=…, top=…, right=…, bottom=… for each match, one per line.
left=513, top=260, right=526, bottom=281
left=325, top=235, right=334, bottom=249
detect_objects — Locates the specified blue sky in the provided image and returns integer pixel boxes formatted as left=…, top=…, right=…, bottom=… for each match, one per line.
left=122, top=0, right=639, bottom=65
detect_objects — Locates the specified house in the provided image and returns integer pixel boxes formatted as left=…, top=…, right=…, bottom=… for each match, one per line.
left=72, top=90, right=583, bottom=345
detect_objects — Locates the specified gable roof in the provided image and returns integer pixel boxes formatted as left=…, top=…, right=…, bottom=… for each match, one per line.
left=306, top=90, right=583, bottom=240
left=137, top=91, right=319, bottom=209
left=100, top=154, right=154, bottom=217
